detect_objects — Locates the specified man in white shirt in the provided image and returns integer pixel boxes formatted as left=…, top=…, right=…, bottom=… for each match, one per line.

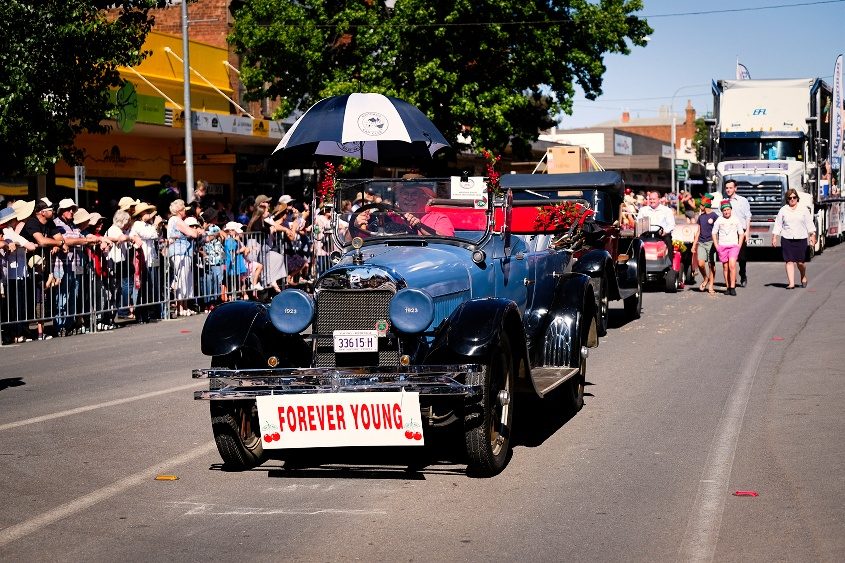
left=636, top=190, right=676, bottom=259
left=721, top=179, right=751, bottom=286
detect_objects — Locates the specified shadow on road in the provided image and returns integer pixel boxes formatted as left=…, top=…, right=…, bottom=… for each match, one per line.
left=0, top=377, right=25, bottom=392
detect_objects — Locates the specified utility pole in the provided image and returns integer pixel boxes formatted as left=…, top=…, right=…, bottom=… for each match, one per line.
left=181, top=0, right=194, bottom=204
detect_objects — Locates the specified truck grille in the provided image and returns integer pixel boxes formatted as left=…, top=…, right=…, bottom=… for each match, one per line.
left=736, top=181, right=784, bottom=218
left=314, top=289, right=398, bottom=368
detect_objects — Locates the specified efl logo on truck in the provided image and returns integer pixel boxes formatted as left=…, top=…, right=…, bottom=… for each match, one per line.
left=256, top=391, right=424, bottom=448
left=752, top=108, right=767, bottom=115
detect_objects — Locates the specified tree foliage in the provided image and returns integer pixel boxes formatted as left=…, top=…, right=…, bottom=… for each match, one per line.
left=229, top=0, right=651, bottom=159
left=0, top=1, right=170, bottom=176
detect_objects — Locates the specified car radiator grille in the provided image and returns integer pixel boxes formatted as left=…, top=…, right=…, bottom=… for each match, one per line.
left=314, top=289, right=398, bottom=368
left=736, top=182, right=783, bottom=218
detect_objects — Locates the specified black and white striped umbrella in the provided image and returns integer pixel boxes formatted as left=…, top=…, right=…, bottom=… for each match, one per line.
left=272, top=93, right=451, bottom=165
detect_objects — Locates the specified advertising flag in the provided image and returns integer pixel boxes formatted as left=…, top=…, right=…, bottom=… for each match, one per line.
left=832, top=54, right=843, bottom=168
left=736, top=61, right=751, bottom=80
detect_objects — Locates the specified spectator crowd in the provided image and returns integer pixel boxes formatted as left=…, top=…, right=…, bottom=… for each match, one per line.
left=0, top=177, right=335, bottom=344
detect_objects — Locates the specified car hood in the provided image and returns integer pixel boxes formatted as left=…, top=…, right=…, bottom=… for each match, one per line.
left=323, top=244, right=471, bottom=298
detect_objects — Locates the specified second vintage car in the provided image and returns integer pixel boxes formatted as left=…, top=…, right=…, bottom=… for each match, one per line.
left=192, top=174, right=631, bottom=476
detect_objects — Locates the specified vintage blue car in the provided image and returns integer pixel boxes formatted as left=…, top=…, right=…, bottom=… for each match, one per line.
left=193, top=173, right=635, bottom=476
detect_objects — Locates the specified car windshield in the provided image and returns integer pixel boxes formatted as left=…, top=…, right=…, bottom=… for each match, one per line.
left=332, top=178, right=491, bottom=247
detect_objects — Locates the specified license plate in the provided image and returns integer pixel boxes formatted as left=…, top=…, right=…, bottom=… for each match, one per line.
left=256, top=392, right=425, bottom=448
left=747, top=238, right=763, bottom=246
left=333, top=330, right=378, bottom=353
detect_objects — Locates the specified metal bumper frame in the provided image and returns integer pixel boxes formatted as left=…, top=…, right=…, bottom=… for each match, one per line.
left=192, top=364, right=484, bottom=401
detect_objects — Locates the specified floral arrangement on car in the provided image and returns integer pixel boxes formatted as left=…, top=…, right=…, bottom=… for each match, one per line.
left=481, top=149, right=502, bottom=197
left=317, top=161, right=342, bottom=207
left=534, top=201, right=595, bottom=248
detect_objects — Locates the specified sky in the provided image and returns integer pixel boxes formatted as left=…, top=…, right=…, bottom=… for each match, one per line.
left=561, top=0, right=845, bottom=129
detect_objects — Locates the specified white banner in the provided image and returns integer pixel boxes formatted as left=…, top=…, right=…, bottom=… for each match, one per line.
left=736, top=61, right=750, bottom=80
left=832, top=54, right=843, bottom=167
left=256, top=391, right=425, bottom=448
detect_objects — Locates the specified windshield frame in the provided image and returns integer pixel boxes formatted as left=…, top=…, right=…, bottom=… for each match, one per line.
left=330, top=178, right=495, bottom=249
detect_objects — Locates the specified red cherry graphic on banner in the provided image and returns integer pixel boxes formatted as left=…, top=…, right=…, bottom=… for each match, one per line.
left=405, top=430, right=414, bottom=439
left=413, top=432, right=422, bottom=441
left=263, top=434, right=272, bottom=443
left=272, top=432, right=281, bottom=441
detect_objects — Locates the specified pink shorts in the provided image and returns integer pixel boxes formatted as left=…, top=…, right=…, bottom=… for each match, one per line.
left=717, top=244, right=740, bottom=263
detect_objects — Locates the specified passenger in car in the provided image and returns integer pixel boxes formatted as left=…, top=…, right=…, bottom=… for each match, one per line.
left=352, top=184, right=455, bottom=237
left=395, top=184, right=455, bottom=236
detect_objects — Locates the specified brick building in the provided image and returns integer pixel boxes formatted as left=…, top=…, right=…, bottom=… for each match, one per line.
left=527, top=100, right=704, bottom=194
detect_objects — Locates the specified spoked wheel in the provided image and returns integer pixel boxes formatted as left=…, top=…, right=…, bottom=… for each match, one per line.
left=596, top=276, right=609, bottom=337
left=562, top=314, right=592, bottom=414
left=209, top=355, right=265, bottom=470
left=464, top=333, right=514, bottom=476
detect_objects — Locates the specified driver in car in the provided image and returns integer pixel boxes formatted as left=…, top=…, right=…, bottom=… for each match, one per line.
left=353, top=184, right=455, bottom=237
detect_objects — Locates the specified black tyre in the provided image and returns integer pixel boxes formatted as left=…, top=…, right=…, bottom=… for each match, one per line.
left=624, top=263, right=643, bottom=320
left=464, top=333, right=514, bottom=476
left=209, top=355, right=265, bottom=470
left=596, top=276, right=609, bottom=337
left=665, top=269, right=678, bottom=293
left=562, top=313, right=591, bottom=414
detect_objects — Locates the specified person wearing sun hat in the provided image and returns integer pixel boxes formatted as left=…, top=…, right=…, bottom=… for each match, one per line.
left=1, top=206, right=38, bottom=342
left=11, top=199, right=35, bottom=223
left=167, top=198, right=205, bottom=317
left=712, top=199, right=745, bottom=296
left=692, top=194, right=720, bottom=294
left=222, top=221, right=249, bottom=299
left=130, top=202, right=163, bottom=323
left=52, top=198, right=91, bottom=336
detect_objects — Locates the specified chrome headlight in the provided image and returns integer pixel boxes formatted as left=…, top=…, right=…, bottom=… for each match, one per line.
left=389, top=288, right=434, bottom=334
left=269, top=289, right=314, bottom=334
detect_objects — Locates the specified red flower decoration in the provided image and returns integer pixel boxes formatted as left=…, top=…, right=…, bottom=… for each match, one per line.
left=534, top=201, right=594, bottom=233
left=318, top=162, right=341, bottom=207
left=481, top=149, right=502, bottom=197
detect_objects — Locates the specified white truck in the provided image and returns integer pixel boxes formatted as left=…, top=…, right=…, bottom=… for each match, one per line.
left=705, top=78, right=842, bottom=252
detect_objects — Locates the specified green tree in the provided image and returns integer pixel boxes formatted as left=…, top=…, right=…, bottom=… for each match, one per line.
left=0, top=1, right=169, bottom=176
left=229, top=0, right=651, bottom=159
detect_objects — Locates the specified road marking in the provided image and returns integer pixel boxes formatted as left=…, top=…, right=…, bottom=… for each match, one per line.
left=0, top=441, right=217, bottom=547
left=0, top=382, right=206, bottom=432
left=172, top=501, right=386, bottom=516
left=678, top=257, right=839, bottom=561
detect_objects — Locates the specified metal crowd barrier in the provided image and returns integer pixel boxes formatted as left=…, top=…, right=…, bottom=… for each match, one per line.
left=0, top=230, right=311, bottom=344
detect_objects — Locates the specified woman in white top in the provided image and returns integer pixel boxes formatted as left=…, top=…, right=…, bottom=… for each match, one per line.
left=771, top=188, right=816, bottom=289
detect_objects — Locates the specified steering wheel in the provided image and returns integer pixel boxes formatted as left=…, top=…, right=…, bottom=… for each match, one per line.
left=349, top=202, right=414, bottom=237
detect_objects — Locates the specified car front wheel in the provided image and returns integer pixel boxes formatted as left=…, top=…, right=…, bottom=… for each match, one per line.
left=464, top=333, right=514, bottom=476
left=209, top=355, right=265, bottom=470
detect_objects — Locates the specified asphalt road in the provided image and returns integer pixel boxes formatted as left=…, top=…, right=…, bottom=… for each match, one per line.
left=1, top=245, right=844, bottom=562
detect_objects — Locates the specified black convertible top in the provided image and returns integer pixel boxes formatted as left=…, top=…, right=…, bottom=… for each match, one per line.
left=500, top=171, right=624, bottom=195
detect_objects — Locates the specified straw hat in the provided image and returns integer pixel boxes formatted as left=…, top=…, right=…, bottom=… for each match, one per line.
left=12, top=199, right=35, bottom=221
left=132, top=202, right=157, bottom=217
left=73, top=208, right=91, bottom=225
left=118, top=196, right=140, bottom=211
left=88, top=212, right=103, bottom=225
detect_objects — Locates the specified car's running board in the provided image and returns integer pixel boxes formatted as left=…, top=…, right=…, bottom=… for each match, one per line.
left=530, top=366, right=581, bottom=397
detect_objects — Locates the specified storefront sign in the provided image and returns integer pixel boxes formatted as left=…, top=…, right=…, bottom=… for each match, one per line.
left=614, top=133, right=633, bottom=155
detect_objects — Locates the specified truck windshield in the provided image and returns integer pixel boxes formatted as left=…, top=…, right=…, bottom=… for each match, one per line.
left=721, top=139, right=802, bottom=161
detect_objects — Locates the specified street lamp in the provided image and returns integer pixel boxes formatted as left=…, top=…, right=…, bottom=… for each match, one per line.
left=669, top=84, right=702, bottom=200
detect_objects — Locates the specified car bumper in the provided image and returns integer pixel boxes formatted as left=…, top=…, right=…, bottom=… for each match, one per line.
left=192, top=364, right=483, bottom=400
